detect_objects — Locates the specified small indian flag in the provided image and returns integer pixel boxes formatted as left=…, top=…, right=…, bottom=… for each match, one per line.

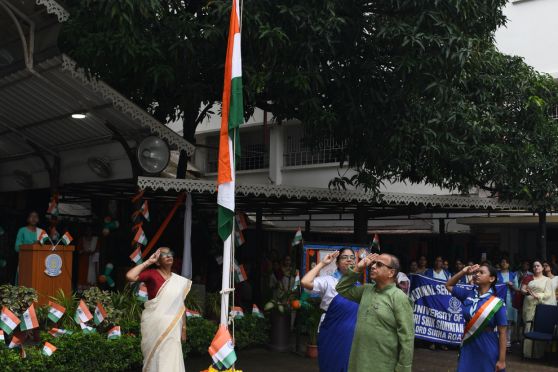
left=129, top=246, right=143, bottom=265
left=42, top=342, right=57, bottom=356
left=133, top=227, right=148, bottom=246
left=61, top=231, right=73, bottom=245
left=107, top=326, right=121, bottom=340
left=233, top=261, right=247, bottom=283
left=208, top=325, right=237, bottom=370
left=292, top=227, right=303, bottom=246
left=137, top=283, right=148, bottom=302
left=48, top=301, right=65, bottom=323
left=252, top=304, right=264, bottom=318
left=186, top=309, right=202, bottom=318
left=79, top=322, right=95, bottom=334
left=0, top=307, right=20, bottom=334
left=140, top=201, right=150, bottom=221
left=371, top=233, right=380, bottom=251
left=74, top=300, right=93, bottom=324
left=19, top=304, right=39, bottom=331
left=0, top=329, right=4, bottom=341
left=230, top=306, right=244, bottom=319
left=292, top=270, right=300, bottom=291
left=8, top=333, right=22, bottom=348
left=235, top=213, right=248, bottom=230
left=93, top=302, right=107, bottom=325
left=48, top=328, right=72, bottom=337
left=38, top=229, right=50, bottom=244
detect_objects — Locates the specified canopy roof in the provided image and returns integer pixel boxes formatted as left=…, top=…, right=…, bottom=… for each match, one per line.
left=137, top=177, right=529, bottom=217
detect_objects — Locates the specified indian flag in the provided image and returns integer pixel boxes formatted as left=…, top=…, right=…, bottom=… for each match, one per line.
left=19, top=304, right=39, bottom=331
left=61, top=231, right=73, bottom=245
left=42, top=342, right=57, bottom=356
left=8, top=333, right=22, bottom=349
left=0, top=307, right=20, bottom=334
left=252, top=304, right=264, bottom=318
left=230, top=306, right=244, bottom=319
left=48, top=301, right=66, bottom=322
left=186, top=309, right=202, bottom=318
left=372, top=233, right=380, bottom=251
left=93, top=302, right=107, bottom=325
left=74, top=300, right=93, bottom=324
left=233, top=261, right=247, bottom=283
left=107, top=326, right=121, bottom=340
left=47, top=194, right=59, bottom=216
left=209, top=325, right=237, bottom=370
left=129, top=246, right=143, bottom=265
left=79, top=322, right=95, bottom=334
left=292, top=270, right=300, bottom=291
left=217, top=0, right=244, bottom=243
left=292, top=227, right=303, bottom=246
left=140, top=201, right=150, bottom=221
left=133, top=227, right=148, bottom=246
left=48, top=328, right=72, bottom=337
left=137, top=283, right=148, bottom=302
left=38, top=229, right=49, bottom=244
left=0, top=329, right=4, bottom=341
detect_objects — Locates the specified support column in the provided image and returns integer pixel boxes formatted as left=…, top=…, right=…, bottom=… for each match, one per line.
left=254, top=209, right=263, bottom=304
left=538, top=211, right=547, bottom=261
left=354, top=204, right=368, bottom=244
left=269, top=124, right=284, bottom=185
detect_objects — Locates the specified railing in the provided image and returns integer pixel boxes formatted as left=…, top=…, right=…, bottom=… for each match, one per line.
left=283, top=135, right=346, bottom=167
left=207, top=142, right=269, bottom=172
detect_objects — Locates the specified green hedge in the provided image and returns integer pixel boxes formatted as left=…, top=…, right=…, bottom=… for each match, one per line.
left=1, top=315, right=269, bottom=371
left=0, top=333, right=142, bottom=372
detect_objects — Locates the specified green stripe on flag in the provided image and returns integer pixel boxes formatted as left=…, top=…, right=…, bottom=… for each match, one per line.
left=218, top=206, right=235, bottom=241
left=229, top=77, right=244, bottom=159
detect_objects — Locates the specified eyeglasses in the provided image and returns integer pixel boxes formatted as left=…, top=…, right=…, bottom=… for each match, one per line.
left=160, top=252, right=174, bottom=258
left=371, top=261, right=393, bottom=269
left=339, top=255, right=356, bottom=260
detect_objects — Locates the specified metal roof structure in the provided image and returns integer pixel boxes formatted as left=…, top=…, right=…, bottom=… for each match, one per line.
left=137, top=177, right=530, bottom=217
left=0, top=1, right=195, bottom=193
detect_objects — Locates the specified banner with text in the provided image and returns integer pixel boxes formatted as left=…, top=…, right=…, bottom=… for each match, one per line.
left=409, top=274, right=506, bottom=345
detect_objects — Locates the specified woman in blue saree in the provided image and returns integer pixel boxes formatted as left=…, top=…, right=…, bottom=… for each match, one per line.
left=301, top=248, right=358, bottom=372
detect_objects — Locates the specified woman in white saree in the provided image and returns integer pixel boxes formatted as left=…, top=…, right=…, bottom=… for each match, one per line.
left=126, top=247, right=192, bottom=372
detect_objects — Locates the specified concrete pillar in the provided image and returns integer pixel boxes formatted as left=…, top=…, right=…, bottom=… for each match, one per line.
left=269, top=124, right=283, bottom=185
left=354, top=204, right=368, bottom=244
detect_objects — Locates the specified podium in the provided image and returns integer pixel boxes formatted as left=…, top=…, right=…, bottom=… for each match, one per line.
left=19, top=244, right=75, bottom=305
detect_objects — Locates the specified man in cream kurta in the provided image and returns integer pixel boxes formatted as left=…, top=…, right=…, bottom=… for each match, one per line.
left=336, top=253, right=414, bottom=372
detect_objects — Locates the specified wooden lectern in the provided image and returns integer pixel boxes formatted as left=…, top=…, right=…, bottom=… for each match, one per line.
left=19, top=244, right=75, bottom=305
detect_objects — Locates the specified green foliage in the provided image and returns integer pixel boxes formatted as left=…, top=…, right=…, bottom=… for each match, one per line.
left=81, top=287, right=122, bottom=329
left=297, top=299, right=322, bottom=345
left=234, top=314, right=269, bottom=349
left=109, top=284, right=143, bottom=325
left=205, top=292, right=222, bottom=320
left=48, top=289, right=79, bottom=331
left=184, top=317, right=218, bottom=355
left=0, top=285, right=37, bottom=316
left=184, top=289, right=204, bottom=315
left=0, top=333, right=142, bottom=372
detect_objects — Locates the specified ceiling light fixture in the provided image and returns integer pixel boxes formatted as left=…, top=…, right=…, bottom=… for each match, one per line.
left=71, top=113, right=87, bottom=119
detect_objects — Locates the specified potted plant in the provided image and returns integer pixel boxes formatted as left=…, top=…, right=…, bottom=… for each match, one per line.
left=301, top=298, right=321, bottom=358
left=264, top=281, right=298, bottom=352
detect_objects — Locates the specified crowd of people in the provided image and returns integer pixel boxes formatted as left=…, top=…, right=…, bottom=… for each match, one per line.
left=301, top=249, right=558, bottom=372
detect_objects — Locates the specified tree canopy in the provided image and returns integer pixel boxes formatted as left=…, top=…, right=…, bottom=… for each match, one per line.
left=60, top=0, right=558, bottom=208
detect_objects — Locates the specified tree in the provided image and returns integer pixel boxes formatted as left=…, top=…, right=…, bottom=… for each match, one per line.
left=60, top=0, right=558, bottom=211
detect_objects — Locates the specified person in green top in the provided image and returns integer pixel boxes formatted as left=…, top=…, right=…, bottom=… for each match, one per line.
left=336, top=253, right=414, bottom=372
left=14, top=210, right=41, bottom=284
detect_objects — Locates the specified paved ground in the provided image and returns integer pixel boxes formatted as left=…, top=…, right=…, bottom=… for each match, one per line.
left=188, top=345, right=558, bottom=372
